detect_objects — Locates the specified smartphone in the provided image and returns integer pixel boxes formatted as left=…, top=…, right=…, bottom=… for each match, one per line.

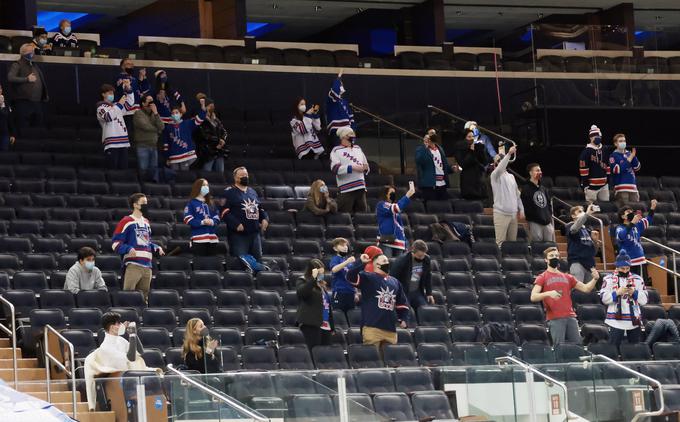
left=555, top=289, right=563, bottom=298
left=409, top=181, right=415, bottom=191
left=591, top=205, right=601, bottom=212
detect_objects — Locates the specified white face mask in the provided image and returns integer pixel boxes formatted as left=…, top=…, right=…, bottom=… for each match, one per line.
left=117, top=324, right=126, bottom=336
left=618, top=141, right=627, bottom=150
left=298, top=104, right=306, bottom=113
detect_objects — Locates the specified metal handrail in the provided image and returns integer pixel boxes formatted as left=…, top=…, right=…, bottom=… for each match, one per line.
left=349, top=103, right=423, bottom=140
left=641, top=236, right=680, bottom=303
left=582, top=354, right=666, bottom=422
left=551, top=196, right=607, bottom=271
left=166, top=364, right=269, bottom=421
left=426, top=104, right=526, bottom=182
left=0, top=296, right=17, bottom=386
left=495, top=355, right=570, bottom=421
left=44, top=324, right=77, bottom=419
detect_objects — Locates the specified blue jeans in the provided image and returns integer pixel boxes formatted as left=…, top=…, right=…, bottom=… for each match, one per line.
left=609, top=326, right=642, bottom=347
left=136, top=146, right=158, bottom=182
left=228, top=232, right=263, bottom=260
left=202, top=157, right=224, bottom=173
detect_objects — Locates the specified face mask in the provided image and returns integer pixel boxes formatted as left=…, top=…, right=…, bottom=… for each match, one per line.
left=298, top=104, right=307, bottom=113
left=84, top=261, right=95, bottom=271
left=593, top=136, right=602, bottom=145
left=106, top=94, right=114, bottom=102
left=139, top=204, right=149, bottom=215
left=315, top=272, right=324, bottom=280
left=38, top=38, right=47, bottom=47
left=414, top=256, right=424, bottom=263
left=199, top=327, right=210, bottom=337
left=159, top=75, right=168, bottom=83
left=171, top=113, right=181, bottom=122
left=625, top=212, right=635, bottom=223
left=348, top=137, right=356, bottom=144
left=124, top=67, right=134, bottom=75
left=200, top=185, right=210, bottom=196
left=472, top=127, right=480, bottom=137
left=24, top=53, right=33, bottom=61
left=535, top=172, right=543, bottom=180
left=338, top=250, right=348, bottom=257
left=319, top=185, right=328, bottom=194
left=548, top=257, right=560, bottom=269
left=117, top=324, right=126, bottom=336
left=239, top=176, right=249, bottom=186
left=618, top=142, right=627, bottom=150
left=388, top=192, right=396, bottom=202
left=63, top=27, right=71, bottom=36
left=378, top=263, right=390, bottom=273
left=617, top=271, right=629, bottom=278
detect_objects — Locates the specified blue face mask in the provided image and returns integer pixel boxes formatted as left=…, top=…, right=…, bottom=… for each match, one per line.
left=319, top=185, right=328, bottom=194
left=593, top=136, right=602, bottom=145
left=38, top=38, right=47, bottom=47
left=200, top=185, right=210, bottom=196
left=472, top=127, right=480, bottom=137
left=172, top=113, right=181, bottom=122
left=106, top=94, right=114, bottom=102
left=84, top=260, right=95, bottom=271
left=24, top=53, right=33, bottom=61
left=63, top=27, right=72, bottom=36
left=618, top=141, right=627, bottom=150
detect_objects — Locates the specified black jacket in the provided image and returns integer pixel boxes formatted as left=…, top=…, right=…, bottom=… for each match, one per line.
left=389, top=252, right=432, bottom=296
left=296, top=276, right=334, bottom=329
left=520, top=181, right=553, bottom=226
left=196, top=116, right=228, bottom=163
left=0, top=103, right=15, bottom=138
left=184, top=342, right=221, bottom=374
left=456, top=141, right=488, bottom=200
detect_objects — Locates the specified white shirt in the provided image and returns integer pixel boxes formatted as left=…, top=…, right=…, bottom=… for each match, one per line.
left=98, top=333, right=130, bottom=370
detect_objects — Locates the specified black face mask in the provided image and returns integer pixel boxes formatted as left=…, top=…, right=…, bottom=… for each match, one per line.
left=199, top=327, right=210, bottom=337
left=378, top=263, right=390, bottom=273
left=239, top=176, right=249, bottom=186
left=388, top=192, right=396, bottom=203
left=124, top=67, right=134, bottom=75
left=414, top=257, right=424, bottom=263
left=548, top=257, right=560, bottom=269
left=617, top=271, right=629, bottom=278
left=338, top=250, right=349, bottom=257
left=625, top=212, right=635, bottom=223
left=139, top=204, right=149, bottom=216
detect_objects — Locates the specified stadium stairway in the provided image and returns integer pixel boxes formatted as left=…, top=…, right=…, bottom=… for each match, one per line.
left=0, top=337, right=115, bottom=421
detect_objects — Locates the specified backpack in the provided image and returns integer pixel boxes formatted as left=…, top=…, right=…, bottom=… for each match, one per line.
left=479, top=322, right=518, bottom=344
left=443, top=221, right=475, bottom=247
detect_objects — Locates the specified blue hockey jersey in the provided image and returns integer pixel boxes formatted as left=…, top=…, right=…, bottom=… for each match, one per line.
left=376, top=195, right=410, bottom=250
left=610, top=150, right=641, bottom=193
left=325, top=78, right=355, bottom=137
left=615, top=217, right=651, bottom=266
left=162, top=111, right=205, bottom=164
left=183, top=198, right=220, bottom=244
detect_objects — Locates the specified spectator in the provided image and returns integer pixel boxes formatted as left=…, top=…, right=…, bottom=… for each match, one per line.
left=96, top=312, right=144, bottom=370
left=376, top=183, right=415, bottom=257
left=567, top=204, right=601, bottom=283
left=52, top=19, right=78, bottom=49
left=329, top=237, right=357, bottom=313
left=115, top=58, right=148, bottom=107
left=325, top=70, right=354, bottom=143
left=196, top=97, right=228, bottom=172
left=579, top=125, right=610, bottom=203
left=415, top=129, right=455, bottom=201
left=600, top=251, right=648, bottom=347
left=112, top=193, right=165, bottom=301
left=0, top=84, right=16, bottom=151
left=31, top=27, right=52, bottom=56
left=464, top=120, right=498, bottom=164
left=616, top=200, right=657, bottom=275
left=291, top=97, right=323, bottom=159
left=296, top=259, right=334, bottom=350
left=389, top=240, right=435, bottom=310
left=531, top=246, right=599, bottom=345
left=155, top=71, right=186, bottom=124
left=133, top=94, right=163, bottom=182
left=303, top=179, right=337, bottom=216
left=645, top=319, right=680, bottom=346
left=610, top=133, right=641, bottom=207
left=97, top=84, right=134, bottom=170
left=348, top=253, right=409, bottom=350
left=362, top=245, right=383, bottom=273
left=520, top=163, right=554, bottom=242
left=491, top=145, right=524, bottom=246
left=184, top=178, right=220, bottom=256
left=162, top=101, right=206, bottom=171
left=219, top=167, right=269, bottom=261
left=7, top=43, right=48, bottom=132
left=330, top=127, right=369, bottom=213
left=182, top=318, right=220, bottom=373
left=455, top=128, right=488, bottom=201
left=64, top=247, right=107, bottom=294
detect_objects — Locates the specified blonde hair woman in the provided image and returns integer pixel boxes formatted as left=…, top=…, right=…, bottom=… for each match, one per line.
left=182, top=318, right=220, bottom=373
left=303, top=179, right=337, bottom=216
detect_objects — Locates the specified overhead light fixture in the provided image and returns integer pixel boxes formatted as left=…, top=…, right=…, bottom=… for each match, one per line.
left=315, top=5, right=322, bottom=12
left=456, top=10, right=462, bottom=16
left=272, top=3, right=278, bottom=9
left=537, top=13, right=544, bottom=19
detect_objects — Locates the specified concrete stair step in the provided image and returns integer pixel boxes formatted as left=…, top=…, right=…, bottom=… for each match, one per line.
left=0, top=348, right=22, bottom=359
left=26, top=390, right=75, bottom=402
left=0, top=358, right=38, bottom=368
left=16, top=381, right=69, bottom=392
left=0, top=368, right=47, bottom=382
left=78, top=411, right=116, bottom=422
left=0, top=338, right=10, bottom=347
left=53, top=401, right=90, bottom=414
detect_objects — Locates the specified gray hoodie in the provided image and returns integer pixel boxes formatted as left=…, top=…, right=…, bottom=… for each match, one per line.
left=491, top=152, right=524, bottom=216
left=64, top=262, right=107, bottom=294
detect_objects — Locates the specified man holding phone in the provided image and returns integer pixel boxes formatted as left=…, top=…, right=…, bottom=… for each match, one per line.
left=531, top=246, right=599, bottom=345
left=616, top=199, right=657, bottom=275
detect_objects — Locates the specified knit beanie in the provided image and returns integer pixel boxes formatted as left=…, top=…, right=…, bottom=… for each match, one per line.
left=363, top=245, right=383, bottom=272
left=588, top=125, right=601, bottom=138
left=615, top=250, right=631, bottom=268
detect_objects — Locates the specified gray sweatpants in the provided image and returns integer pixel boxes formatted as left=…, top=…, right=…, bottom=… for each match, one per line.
left=528, top=222, right=555, bottom=242
left=570, top=262, right=593, bottom=283
left=548, top=317, right=581, bottom=346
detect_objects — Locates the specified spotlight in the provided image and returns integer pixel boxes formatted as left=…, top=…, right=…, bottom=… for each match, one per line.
left=272, top=3, right=278, bottom=9
left=315, top=5, right=322, bottom=12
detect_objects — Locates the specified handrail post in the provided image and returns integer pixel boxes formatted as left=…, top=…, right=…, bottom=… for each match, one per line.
left=640, top=236, right=680, bottom=303
left=136, top=378, right=147, bottom=422
left=398, top=132, right=406, bottom=175
left=337, top=373, right=349, bottom=422
left=44, top=324, right=77, bottom=419
left=0, top=296, right=17, bottom=387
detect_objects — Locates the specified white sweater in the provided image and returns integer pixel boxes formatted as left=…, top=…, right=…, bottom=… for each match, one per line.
left=96, top=96, right=135, bottom=150
left=491, top=153, right=524, bottom=216
left=330, top=144, right=370, bottom=193
left=600, top=273, right=648, bottom=330
left=290, top=113, right=323, bottom=159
